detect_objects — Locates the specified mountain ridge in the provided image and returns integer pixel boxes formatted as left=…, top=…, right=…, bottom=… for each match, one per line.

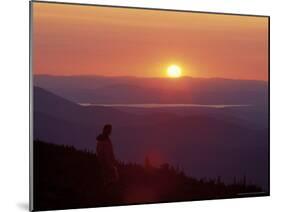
left=34, top=75, right=268, bottom=105
left=34, top=74, right=268, bottom=83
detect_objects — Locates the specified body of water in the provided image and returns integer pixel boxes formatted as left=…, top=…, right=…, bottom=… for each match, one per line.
left=79, top=103, right=251, bottom=109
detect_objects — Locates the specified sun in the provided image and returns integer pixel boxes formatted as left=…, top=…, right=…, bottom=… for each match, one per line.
left=167, top=65, right=182, bottom=78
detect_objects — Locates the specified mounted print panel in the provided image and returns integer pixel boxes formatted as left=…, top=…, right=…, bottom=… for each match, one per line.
left=30, top=1, right=269, bottom=211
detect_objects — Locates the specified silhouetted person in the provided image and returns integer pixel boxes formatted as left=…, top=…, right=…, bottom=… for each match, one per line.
left=96, top=124, right=119, bottom=185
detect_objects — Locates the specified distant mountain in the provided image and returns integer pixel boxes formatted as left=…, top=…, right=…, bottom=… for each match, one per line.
left=34, top=75, right=268, bottom=105
left=33, top=86, right=269, bottom=189
left=34, top=86, right=80, bottom=120
left=34, top=86, right=139, bottom=126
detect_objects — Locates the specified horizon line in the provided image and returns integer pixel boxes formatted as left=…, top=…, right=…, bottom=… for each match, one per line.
left=33, top=74, right=268, bottom=82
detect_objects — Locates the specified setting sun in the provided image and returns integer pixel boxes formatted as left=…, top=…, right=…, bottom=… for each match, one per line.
left=167, top=65, right=182, bottom=78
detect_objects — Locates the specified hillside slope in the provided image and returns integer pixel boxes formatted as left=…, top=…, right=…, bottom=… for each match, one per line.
left=34, top=140, right=264, bottom=211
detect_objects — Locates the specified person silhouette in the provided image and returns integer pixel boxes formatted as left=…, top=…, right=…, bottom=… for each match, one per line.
left=96, top=124, right=119, bottom=185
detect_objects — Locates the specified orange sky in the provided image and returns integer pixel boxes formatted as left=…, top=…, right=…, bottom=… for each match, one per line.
left=32, top=2, right=269, bottom=81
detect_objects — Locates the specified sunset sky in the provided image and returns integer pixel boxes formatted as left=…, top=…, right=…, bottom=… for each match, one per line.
left=32, top=2, right=269, bottom=81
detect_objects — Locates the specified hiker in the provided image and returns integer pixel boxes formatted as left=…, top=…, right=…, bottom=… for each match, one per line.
left=96, top=124, right=119, bottom=185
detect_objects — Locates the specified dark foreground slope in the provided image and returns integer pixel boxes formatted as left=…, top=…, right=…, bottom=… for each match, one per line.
left=34, top=140, right=264, bottom=211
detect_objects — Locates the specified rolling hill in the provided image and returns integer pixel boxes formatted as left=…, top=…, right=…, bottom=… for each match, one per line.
left=33, top=86, right=269, bottom=189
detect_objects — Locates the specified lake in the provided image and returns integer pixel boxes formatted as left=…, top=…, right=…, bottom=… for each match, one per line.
left=79, top=103, right=251, bottom=109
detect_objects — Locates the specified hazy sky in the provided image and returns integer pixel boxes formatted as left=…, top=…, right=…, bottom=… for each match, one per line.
left=32, top=2, right=268, bottom=80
